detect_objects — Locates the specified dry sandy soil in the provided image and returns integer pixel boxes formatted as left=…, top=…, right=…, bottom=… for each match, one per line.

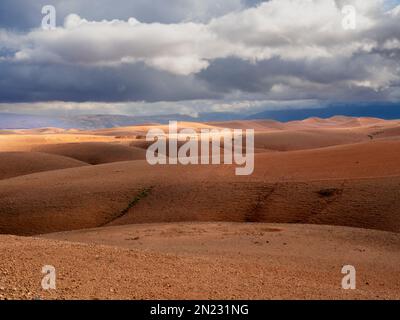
left=0, top=116, right=399, bottom=300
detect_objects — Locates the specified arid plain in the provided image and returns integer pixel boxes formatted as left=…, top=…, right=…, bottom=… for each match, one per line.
left=0, top=116, right=400, bottom=299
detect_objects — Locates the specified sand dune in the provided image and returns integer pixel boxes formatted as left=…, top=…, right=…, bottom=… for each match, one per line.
left=1, top=137, right=400, bottom=235
left=254, top=139, right=400, bottom=180
left=104, top=174, right=400, bottom=233
left=33, top=142, right=147, bottom=165
left=129, top=124, right=378, bottom=153
left=209, top=120, right=285, bottom=131
left=287, top=116, right=374, bottom=129
left=0, top=134, right=118, bottom=152
left=17, top=127, right=67, bottom=135
left=0, top=152, right=89, bottom=180
left=88, top=122, right=219, bottom=137
left=0, top=130, right=17, bottom=135
left=367, top=126, right=400, bottom=139
left=253, top=128, right=368, bottom=151
left=210, top=116, right=392, bottom=131
left=210, top=117, right=400, bottom=152
left=1, top=117, right=399, bottom=155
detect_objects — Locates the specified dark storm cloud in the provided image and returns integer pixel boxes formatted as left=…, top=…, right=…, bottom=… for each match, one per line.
left=0, top=55, right=389, bottom=104
left=0, top=61, right=219, bottom=103
left=198, top=53, right=397, bottom=102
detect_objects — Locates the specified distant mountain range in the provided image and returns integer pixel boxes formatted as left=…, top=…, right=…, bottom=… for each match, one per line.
left=248, top=102, right=400, bottom=122
left=0, top=112, right=243, bottom=130
left=1, top=102, right=399, bottom=129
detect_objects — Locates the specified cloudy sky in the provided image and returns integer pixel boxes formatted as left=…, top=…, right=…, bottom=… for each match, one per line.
left=0, top=0, right=399, bottom=117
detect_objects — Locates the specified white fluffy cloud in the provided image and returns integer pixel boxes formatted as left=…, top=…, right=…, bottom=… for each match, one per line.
left=2, top=0, right=398, bottom=78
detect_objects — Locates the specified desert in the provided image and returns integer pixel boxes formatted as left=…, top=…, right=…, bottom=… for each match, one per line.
left=0, top=116, right=399, bottom=299
left=1, top=0, right=400, bottom=307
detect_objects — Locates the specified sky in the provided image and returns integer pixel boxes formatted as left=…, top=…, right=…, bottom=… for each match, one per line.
left=0, top=0, right=399, bottom=117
